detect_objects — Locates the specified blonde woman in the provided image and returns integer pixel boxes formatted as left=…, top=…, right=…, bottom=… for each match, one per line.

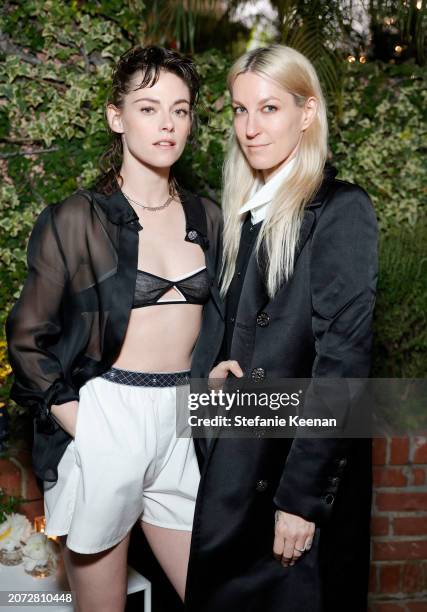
left=187, top=45, right=378, bottom=612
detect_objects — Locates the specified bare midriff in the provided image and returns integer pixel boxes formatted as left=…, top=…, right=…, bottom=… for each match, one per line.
left=113, top=302, right=203, bottom=372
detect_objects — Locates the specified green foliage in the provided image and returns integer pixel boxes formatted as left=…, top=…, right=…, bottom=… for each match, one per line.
left=0, top=488, right=23, bottom=524
left=331, top=61, right=426, bottom=231
left=176, top=50, right=232, bottom=194
left=372, top=219, right=427, bottom=378
left=0, top=2, right=425, bottom=420
left=278, top=0, right=348, bottom=117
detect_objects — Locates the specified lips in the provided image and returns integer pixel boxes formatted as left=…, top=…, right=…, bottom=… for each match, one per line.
left=246, top=143, right=270, bottom=149
left=153, top=140, right=176, bottom=147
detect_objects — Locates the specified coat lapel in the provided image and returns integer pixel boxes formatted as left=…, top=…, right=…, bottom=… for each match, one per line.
left=232, top=209, right=316, bottom=335
left=295, top=209, right=316, bottom=259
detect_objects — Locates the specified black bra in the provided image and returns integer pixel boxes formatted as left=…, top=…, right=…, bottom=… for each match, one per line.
left=132, top=266, right=210, bottom=308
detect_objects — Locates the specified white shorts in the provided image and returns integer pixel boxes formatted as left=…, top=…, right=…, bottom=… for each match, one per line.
left=43, top=369, right=199, bottom=554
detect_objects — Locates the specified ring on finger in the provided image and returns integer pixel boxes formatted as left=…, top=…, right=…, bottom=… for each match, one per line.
left=294, top=546, right=305, bottom=553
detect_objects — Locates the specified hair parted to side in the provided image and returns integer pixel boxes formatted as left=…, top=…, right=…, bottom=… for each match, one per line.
left=95, top=45, right=200, bottom=195
left=220, top=44, right=328, bottom=298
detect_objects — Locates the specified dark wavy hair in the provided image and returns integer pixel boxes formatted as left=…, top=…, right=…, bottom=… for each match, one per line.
left=95, top=45, right=200, bottom=195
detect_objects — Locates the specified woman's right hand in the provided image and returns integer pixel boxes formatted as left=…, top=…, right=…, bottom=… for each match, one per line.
left=50, top=400, right=79, bottom=438
left=209, top=360, right=244, bottom=380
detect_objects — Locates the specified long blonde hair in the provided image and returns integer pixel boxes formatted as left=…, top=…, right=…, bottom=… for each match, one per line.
left=220, top=44, right=328, bottom=298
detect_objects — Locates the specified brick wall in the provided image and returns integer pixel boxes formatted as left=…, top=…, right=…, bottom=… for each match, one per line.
left=1, top=437, right=427, bottom=609
left=369, top=436, right=427, bottom=611
left=0, top=448, right=44, bottom=522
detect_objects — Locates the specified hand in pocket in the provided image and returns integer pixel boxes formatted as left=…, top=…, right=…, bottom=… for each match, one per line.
left=50, top=400, right=79, bottom=437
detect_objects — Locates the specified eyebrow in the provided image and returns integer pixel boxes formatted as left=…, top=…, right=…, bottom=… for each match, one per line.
left=231, top=96, right=281, bottom=106
left=132, top=97, right=191, bottom=105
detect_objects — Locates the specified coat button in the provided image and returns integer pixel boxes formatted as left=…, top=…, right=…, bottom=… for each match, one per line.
left=338, top=458, right=347, bottom=468
left=256, top=312, right=270, bottom=327
left=251, top=367, right=265, bottom=382
left=325, top=493, right=335, bottom=505
left=187, top=230, right=198, bottom=241
left=255, top=479, right=268, bottom=492
left=329, top=476, right=340, bottom=486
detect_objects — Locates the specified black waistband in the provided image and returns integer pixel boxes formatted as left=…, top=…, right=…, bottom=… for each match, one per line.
left=100, top=367, right=190, bottom=387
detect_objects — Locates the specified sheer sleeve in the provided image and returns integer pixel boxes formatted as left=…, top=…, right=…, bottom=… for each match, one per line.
left=6, top=205, right=79, bottom=424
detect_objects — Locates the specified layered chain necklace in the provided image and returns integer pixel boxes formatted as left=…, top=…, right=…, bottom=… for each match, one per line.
left=121, top=190, right=174, bottom=212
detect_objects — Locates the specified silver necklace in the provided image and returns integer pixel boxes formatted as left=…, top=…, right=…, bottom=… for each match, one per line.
left=122, top=190, right=174, bottom=212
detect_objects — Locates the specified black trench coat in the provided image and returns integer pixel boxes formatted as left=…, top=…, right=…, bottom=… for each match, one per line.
left=186, top=168, right=378, bottom=612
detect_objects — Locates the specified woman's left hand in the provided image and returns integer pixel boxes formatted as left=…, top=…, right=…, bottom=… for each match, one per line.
left=273, top=509, right=315, bottom=567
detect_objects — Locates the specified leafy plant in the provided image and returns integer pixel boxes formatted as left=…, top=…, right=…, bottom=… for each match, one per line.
left=0, top=488, right=23, bottom=524
left=372, top=219, right=427, bottom=378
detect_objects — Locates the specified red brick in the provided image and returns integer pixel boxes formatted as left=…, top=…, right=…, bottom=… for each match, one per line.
left=390, top=437, right=410, bottom=465
left=372, top=516, right=390, bottom=536
left=0, top=459, right=21, bottom=496
left=394, top=516, right=427, bottom=536
left=18, top=499, right=44, bottom=524
left=402, top=562, right=425, bottom=593
left=369, top=565, right=378, bottom=592
left=373, top=540, right=427, bottom=561
left=24, top=469, right=43, bottom=501
left=379, top=563, right=401, bottom=593
left=413, top=436, right=427, bottom=464
left=376, top=492, right=427, bottom=512
left=14, top=449, right=33, bottom=469
left=411, top=468, right=426, bottom=486
left=375, top=603, right=406, bottom=612
left=373, top=438, right=388, bottom=465
left=374, top=467, right=407, bottom=487
left=406, top=603, right=427, bottom=612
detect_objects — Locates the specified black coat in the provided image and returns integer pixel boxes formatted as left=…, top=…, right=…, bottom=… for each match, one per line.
left=186, top=169, right=378, bottom=612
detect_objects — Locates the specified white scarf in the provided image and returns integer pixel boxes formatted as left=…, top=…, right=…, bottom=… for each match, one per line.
left=238, top=157, right=296, bottom=224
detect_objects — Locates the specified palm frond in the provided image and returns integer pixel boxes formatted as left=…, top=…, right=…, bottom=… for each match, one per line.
left=280, top=3, right=345, bottom=116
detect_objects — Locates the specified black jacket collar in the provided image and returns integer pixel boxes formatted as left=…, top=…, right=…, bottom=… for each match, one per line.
left=90, top=185, right=208, bottom=248
left=305, top=163, right=338, bottom=209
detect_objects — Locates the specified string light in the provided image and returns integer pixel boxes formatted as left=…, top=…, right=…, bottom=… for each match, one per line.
left=347, top=55, right=356, bottom=63
left=33, top=516, right=46, bottom=533
left=33, top=515, right=58, bottom=542
left=394, top=45, right=403, bottom=54
left=416, top=1, right=422, bottom=9
left=359, top=55, right=366, bottom=64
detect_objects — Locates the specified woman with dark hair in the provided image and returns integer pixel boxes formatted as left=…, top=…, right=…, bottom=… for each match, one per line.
left=6, top=46, right=222, bottom=612
left=186, top=44, right=378, bottom=612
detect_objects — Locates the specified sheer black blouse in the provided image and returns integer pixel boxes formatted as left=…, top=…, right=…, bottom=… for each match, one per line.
left=6, top=186, right=223, bottom=481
